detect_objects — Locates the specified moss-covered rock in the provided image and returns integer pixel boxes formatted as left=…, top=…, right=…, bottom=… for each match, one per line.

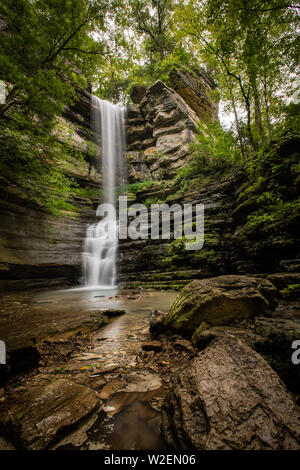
left=164, top=275, right=278, bottom=336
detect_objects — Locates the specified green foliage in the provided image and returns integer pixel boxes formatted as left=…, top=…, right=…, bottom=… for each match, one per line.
left=127, top=179, right=163, bottom=194
left=0, top=117, right=79, bottom=214
left=237, top=132, right=300, bottom=249
left=191, top=121, right=242, bottom=165
left=73, top=186, right=100, bottom=200
left=0, top=0, right=116, bottom=213
left=280, top=284, right=300, bottom=301
left=174, top=0, right=299, bottom=153
left=143, top=196, right=161, bottom=206
left=0, top=0, right=110, bottom=122
left=174, top=120, right=241, bottom=192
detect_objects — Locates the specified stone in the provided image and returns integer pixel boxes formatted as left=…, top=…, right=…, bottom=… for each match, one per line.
left=142, top=340, right=162, bottom=352
left=0, top=86, right=101, bottom=292
left=100, top=309, right=126, bottom=317
left=144, top=146, right=156, bottom=157
left=164, top=275, right=278, bottom=336
left=123, top=372, right=162, bottom=392
left=126, top=79, right=199, bottom=179
left=98, top=379, right=127, bottom=400
left=266, top=272, right=300, bottom=291
left=280, top=259, right=300, bottom=272
left=0, top=379, right=99, bottom=450
left=161, top=336, right=300, bottom=450
left=0, top=435, right=15, bottom=450
left=149, top=310, right=168, bottom=335
left=130, top=85, right=147, bottom=104
left=253, top=317, right=300, bottom=394
left=173, top=338, right=194, bottom=353
left=190, top=317, right=300, bottom=395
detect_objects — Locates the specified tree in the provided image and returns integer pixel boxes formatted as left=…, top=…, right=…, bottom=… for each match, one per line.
left=127, top=0, right=176, bottom=62
left=0, top=0, right=114, bottom=123
left=174, top=0, right=299, bottom=154
left=0, top=0, right=123, bottom=212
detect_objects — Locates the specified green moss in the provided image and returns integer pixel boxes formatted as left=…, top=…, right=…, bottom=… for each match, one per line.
left=280, top=284, right=300, bottom=300
left=127, top=179, right=163, bottom=194
left=73, top=186, right=100, bottom=199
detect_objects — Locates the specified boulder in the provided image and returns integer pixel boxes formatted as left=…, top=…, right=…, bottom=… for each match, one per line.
left=190, top=317, right=300, bottom=395
left=164, top=275, right=277, bottom=336
left=161, top=337, right=300, bottom=450
left=149, top=310, right=168, bottom=335
left=0, top=379, right=99, bottom=449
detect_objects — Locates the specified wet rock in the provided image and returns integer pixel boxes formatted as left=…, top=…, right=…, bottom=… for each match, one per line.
left=164, top=275, right=278, bottom=336
left=192, top=324, right=252, bottom=349
left=149, top=310, right=168, bottom=335
left=280, top=259, right=300, bottom=272
left=0, top=379, right=99, bottom=449
left=1, top=344, right=40, bottom=385
left=142, top=341, right=162, bottom=352
left=124, top=372, right=162, bottom=392
left=97, top=309, right=126, bottom=318
left=161, top=337, right=300, bottom=450
left=99, top=379, right=127, bottom=400
left=190, top=317, right=300, bottom=395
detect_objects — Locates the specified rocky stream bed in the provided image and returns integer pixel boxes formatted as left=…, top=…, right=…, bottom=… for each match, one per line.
left=0, top=275, right=300, bottom=450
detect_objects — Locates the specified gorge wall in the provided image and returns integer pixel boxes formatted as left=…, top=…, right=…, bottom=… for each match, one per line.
left=0, top=89, right=100, bottom=290
left=0, top=68, right=299, bottom=291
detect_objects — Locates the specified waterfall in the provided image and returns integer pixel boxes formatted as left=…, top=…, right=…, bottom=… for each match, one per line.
left=82, top=96, right=126, bottom=288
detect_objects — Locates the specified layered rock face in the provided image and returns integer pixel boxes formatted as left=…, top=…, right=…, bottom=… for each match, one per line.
left=127, top=80, right=198, bottom=180
left=127, top=69, right=218, bottom=181
left=118, top=175, right=238, bottom=287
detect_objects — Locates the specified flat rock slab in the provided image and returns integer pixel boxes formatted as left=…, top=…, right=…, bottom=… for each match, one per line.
left=165, top=275, right=278, bottom=335
left=0, top=379, right=99, bottom=449
left=161, top=336, right=300, bottom=450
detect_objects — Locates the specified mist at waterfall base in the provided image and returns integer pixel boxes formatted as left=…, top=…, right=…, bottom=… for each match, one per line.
left=81, top=96, right=126, bottom=291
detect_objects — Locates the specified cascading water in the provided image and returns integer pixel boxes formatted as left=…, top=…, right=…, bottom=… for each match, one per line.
left=82, top=96, right=126, bottom=288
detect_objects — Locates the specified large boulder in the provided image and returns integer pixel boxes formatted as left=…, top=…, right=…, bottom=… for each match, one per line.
left=164, top=275, right=277, bottom=336
left=190, top=317, right=300, bottom=395
left=0, top=379, right=99, bottom=449
left=161, top=336, right=300, bottom=450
